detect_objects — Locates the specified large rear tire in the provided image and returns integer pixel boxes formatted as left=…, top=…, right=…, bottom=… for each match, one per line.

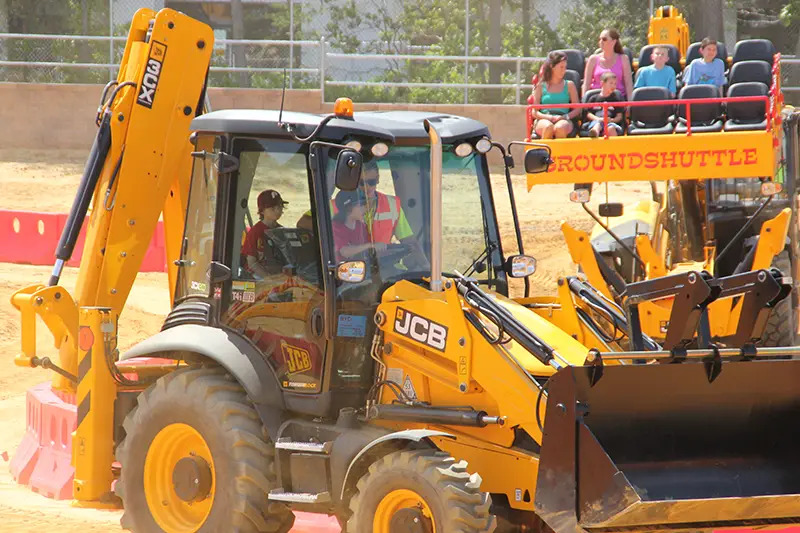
left=346, top=449, right=495, bottom=533
left=116, top=367, right=294, bottom=533
left=760, top=251, right=797, bottom=347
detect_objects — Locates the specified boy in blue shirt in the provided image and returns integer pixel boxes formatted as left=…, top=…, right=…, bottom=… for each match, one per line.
left=634, top=46, right=677, bottom=97
left=684, top=37, right=726, bottom=91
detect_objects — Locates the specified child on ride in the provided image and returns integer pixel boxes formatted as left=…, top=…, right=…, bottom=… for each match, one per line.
left=684, top=37, right=726, bottom=92
left=586, top=72, right=624, bottom=137
left=634, top=46, right=677, bottom=97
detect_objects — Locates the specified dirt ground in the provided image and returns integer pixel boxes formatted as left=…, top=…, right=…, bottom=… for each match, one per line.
left=0, top=149, right=648, bottom=531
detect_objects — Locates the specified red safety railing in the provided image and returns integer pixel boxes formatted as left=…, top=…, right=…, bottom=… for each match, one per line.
left=526, top=94, right=772, bottom=139
left=525, top=52, right=782, bottom=141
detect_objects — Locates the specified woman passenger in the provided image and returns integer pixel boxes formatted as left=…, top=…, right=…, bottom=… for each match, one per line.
left=583, top=28, right=634, bottom=101
left=531, top=51, right=580, bottom=139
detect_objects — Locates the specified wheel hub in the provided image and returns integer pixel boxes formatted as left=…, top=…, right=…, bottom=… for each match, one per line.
left=389, top=508, right=433, bottom=533
left=172, top=454, right=213, bottom=502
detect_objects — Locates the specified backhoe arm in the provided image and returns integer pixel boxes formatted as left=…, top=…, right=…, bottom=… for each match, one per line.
left=10, top=8, right=213, bottom=392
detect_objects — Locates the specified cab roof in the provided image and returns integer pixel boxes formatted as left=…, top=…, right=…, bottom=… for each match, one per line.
left=190, top=109, right=490, bottom=145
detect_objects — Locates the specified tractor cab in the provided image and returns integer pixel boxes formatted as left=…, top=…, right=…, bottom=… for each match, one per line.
left=169, top=106, right=518, bottom=419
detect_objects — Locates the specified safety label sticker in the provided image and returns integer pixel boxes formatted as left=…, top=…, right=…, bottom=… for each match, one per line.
left=232, top=281, right=256, bottom=303
left=403, top=375, right=418, bottom=400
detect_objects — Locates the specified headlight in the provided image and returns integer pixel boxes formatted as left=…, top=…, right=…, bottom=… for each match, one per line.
left=475, top=137, right=492, bottom=154
left=761, top=181, right=783, bottom=196
left=454, top=142, right=474, bottom=157
left=371, top=142, right=389, bottom=157
left=569, top=188, right=591, bottom=203
left=345, top=140, right=362, bottom=152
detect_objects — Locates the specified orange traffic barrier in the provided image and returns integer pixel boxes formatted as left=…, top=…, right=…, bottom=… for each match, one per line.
left=0, top=209, right=166, bottom=272
left=10, top=382, right=76, bottom=500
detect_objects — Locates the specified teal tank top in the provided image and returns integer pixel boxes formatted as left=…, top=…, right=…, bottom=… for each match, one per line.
left=541, top=81, right=570, bottom=114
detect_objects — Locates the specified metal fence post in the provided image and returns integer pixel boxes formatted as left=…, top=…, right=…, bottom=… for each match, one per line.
left=319, top=36, right=326, bottom=105
left=464, top=0, right=469, bottom=105
left=108, top=0, right=114, bottom=81
left=289, top=0, right=294, bottom=89
left=515, top=58, right=521, bottom=105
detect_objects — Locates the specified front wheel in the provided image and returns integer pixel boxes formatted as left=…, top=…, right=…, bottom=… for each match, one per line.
left=346, top=449, right=495, bottom=533
left=116, top=367, right=294, bottom=533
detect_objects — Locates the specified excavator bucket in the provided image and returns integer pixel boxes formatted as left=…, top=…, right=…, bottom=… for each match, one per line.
left=535, top=358, right=800, bottom=532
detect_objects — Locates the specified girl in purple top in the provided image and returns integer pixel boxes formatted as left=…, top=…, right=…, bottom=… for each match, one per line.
left=583, top=28, right=634, bottom=100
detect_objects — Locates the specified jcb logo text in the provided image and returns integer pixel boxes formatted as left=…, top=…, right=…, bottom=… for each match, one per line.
left=393, top=308, right=448, bottom=351
left=282, top=342, right=312, bottom=374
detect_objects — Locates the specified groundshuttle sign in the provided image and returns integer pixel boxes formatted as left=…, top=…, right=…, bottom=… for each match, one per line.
left=527, top=129, right=778, bottom=188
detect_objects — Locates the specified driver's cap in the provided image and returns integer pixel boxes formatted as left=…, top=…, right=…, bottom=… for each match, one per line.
left=335, top=190, right=366, bottom=212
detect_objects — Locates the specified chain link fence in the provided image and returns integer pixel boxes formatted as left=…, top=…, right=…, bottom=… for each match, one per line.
left=0, top=1, right=798, bottom=105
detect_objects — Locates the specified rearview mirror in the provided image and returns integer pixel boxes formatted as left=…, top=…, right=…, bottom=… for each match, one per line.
left=335, top=149, right=363, bottom=191
left=598, top=203, right=624, bottom=217
left=505, top=254, right=537, bottom=278
left=524, top=148, right=552, bottom=174
left=337, top=261, right=366, bottom=283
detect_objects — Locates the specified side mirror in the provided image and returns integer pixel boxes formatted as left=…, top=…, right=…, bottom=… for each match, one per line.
left=335, top=149, right=363, bottom=191
left=336, top=261, right=366, bottom=283
left=505, top=254, right=537, bottom=278
left=598, top=203, right=624, bottom=217
left=215, top=152, right=240, bottom=174
left=207, top=261, right=231, bottom=284
left=524, top=148, right=552, bottom=174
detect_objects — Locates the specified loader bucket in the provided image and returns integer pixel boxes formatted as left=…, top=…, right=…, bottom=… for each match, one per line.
left=535, top=359, right=800, bottom=533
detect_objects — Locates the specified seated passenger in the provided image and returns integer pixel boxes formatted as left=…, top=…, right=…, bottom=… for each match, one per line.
left=242, top=189, right=288, bottom=279
left=634, top=46, right=677, bottom=97
left=296, top=209, right=313, bottom=231
left=332, top=190, right=385, bottom=261
left=585, top=72, right=624, bottom=137
left=531, top=51, right=581, bottom=139
left=583, top=28, right=634, bottom=100
left=684, top=37, right=725, bottom=92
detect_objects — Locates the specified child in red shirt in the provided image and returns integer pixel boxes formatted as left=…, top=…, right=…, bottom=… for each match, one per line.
left=241, top=189, right=288, bottom=278
left=332, top=190, right=386, bottom=261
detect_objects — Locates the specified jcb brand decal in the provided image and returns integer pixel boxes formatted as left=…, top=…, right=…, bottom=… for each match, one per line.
left=393, top=308, right=448, bottom=351
left=282, top=342, right=312, bottom=374
left=137, top=41, right=167, bottom=108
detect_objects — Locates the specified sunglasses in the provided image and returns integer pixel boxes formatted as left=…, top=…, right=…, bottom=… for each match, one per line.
left=364, top=178, right=379, bottom=186
left=599, top=36, right=611, bottom=42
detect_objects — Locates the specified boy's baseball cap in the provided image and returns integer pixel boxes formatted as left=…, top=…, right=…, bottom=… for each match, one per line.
left=257, top=189, right=289, bottom=210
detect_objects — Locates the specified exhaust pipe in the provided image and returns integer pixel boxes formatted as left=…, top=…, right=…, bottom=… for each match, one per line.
left=424, top=119, right=442, bottom=292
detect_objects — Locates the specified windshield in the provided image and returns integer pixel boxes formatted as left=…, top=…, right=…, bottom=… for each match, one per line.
left=322, top=144, right=500, bottom=287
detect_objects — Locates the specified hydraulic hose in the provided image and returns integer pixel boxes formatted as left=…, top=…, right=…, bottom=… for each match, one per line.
left=49, top=109, right=112, bottom=286
left=457, top=273, right=563, bottom=369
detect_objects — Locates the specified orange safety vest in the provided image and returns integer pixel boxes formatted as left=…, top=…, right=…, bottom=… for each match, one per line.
left=367, top=192, right=401, bottom=243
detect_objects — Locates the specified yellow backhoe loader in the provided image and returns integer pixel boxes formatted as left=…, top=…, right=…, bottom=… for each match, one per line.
left=10, top=8, right=800, bottom=533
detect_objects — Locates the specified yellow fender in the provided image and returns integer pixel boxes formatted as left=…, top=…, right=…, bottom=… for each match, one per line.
left=635, top=234, right=668, bottom=279
left=752, top=207, right=791, bottom=270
